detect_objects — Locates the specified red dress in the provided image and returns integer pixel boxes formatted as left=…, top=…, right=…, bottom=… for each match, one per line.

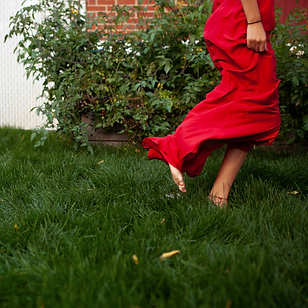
left=142, top=0, right=281, bottom=177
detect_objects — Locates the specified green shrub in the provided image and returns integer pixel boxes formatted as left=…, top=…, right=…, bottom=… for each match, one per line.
left=6, top=0, right=217, bottom=152
left=271, top=7, right=308, bottom=144
left=5, top=0, right=308, bottom=151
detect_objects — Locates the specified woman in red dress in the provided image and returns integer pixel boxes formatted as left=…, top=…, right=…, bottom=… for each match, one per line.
left=142, top=0, right=281, bottom=207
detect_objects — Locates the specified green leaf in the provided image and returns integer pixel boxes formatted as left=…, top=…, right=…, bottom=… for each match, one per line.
left=33, top=140, right=42, bottom=147
left=132, top=83, right=141, bottom=91
left=164, top=60, right=172, bottom=75
left=31, top=132, right=37, bottom=142
left=87, top=145, right=94, bottom=154
left=291, top=76, right=299, bottom=87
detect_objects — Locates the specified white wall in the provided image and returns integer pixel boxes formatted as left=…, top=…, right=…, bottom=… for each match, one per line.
left=0, top=0, right=45, bottom=130
left=0, top=0, right=86, bottom=130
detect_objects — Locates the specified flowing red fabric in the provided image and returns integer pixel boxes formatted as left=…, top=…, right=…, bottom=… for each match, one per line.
left=142, top=0, right=281, bottom=178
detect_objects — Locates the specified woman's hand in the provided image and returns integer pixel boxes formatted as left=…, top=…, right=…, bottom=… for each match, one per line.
left=240, top=0, right=268, bottom=53
left=246, top=22, right=267, bottom=53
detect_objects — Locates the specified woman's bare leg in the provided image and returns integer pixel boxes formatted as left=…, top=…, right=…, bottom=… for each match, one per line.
left=169, top=164, right=187, bottom=193
left=209, top=145, right=248, bottom=207
left=168, top=145, right=248, bottom=198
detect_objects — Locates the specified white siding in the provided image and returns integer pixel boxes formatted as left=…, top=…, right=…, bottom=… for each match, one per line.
left=0, top=0, right=45, bottom=130
left=0, top=0, right=87, bottom=130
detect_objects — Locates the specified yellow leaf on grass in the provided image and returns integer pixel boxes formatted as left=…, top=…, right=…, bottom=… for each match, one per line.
left=14, top=224, right=19, bottom=230
left=160, top=250, right=181, bottom=260
left=97, top=160, right=105, bottom=165
left=132, top=254, right=139, bottom=265
left=288, top=191, right=299, bottom=195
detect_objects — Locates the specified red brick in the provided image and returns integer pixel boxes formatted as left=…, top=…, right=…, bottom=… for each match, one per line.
left=96, top=5, right=106, bottom=11
left=142, top=4, right=155, bottom=8
left=117, top=0, right=137, bottom=4
left=88, top=5, right=108, bottom=11
left=140, top=12, right=155, bottom=17
left=97, top=0, right=117, bottom=4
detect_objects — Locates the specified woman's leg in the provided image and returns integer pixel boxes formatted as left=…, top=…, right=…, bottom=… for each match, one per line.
left=209, top=145, right=248, bottom=207
left=169, top=143, right=249, bottom=201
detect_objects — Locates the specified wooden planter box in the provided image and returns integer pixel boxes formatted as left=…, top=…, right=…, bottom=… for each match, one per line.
left=81, top=113, right=128, bottom=146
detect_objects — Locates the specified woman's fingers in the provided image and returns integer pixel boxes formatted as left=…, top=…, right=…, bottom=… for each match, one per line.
left=262, top=40, right=268, bottom=52
left=247, top=22, right=267, bottom=52
left=249, top=40, right=267, bottom=52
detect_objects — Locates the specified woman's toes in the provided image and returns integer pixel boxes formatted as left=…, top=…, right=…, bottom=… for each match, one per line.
left=208, top=195, right=227, bottom=208
left=177, top=180, right=186, bottom=193
left=169, top=164, right=187, bottom=193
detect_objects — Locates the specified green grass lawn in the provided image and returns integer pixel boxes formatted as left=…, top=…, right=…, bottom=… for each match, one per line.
left=0, top=127, right=307, bottom=308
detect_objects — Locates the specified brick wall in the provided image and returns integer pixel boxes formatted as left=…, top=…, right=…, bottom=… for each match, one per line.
left=86, top=0, right=156, bottom=16
left=85, top=0, right=307, bottom=26
left=86, top=0, right=161, bottom=32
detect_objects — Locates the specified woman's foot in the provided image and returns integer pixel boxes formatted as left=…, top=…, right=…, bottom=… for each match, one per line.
left=208, top=194, right=228, bottom=209
left=208, top=146, right=248, bottom=209
left=169, top=164, right=187, bottom=193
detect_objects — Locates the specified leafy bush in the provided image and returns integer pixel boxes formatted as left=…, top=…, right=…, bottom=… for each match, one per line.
left=270, top=7, right=308, bottom=144
left=5, top=0, right=308, bottom=151
left=6, top=0, right=217, bottom=152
